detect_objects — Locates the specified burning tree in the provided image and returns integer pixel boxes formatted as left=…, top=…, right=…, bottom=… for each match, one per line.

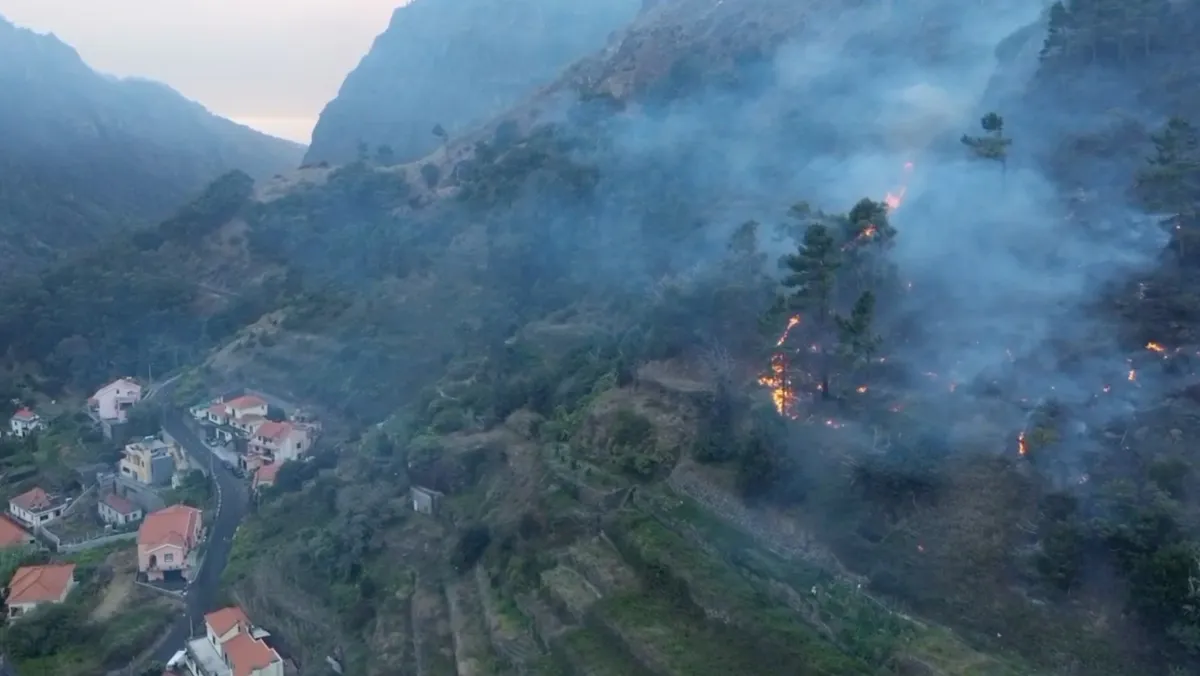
left=781, top=221, right=839, bottom=399
left=765, top=198, right=892, bottom=411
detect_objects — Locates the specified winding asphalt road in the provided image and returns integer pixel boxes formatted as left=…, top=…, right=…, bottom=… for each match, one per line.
left=150, top=411, right=250, bottom=664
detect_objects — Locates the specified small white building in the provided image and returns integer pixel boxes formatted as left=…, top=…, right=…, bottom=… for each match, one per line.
left=8, top=487, right=68, bottom=527
left=8, top=409, right=44, bottom=438
left=98, top=493, right=143, bottom=527
left=410, top=486, right=443, bottom=515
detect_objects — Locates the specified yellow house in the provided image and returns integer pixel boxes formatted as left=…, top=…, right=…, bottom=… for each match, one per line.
left=119, top=437, right=177, bottom=486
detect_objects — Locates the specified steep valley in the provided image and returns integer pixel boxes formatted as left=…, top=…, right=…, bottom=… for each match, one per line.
left=6, top=0, right=1200, bottom=674
left=0, top=15, right=304, bottom=274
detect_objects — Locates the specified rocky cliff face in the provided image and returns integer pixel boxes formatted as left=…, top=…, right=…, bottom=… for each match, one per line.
left=302, top=0, right=642, bottom=166
left=0, top=16, right=304, bottom=273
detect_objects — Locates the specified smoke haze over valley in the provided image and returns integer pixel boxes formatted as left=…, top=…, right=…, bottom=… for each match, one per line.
left=3, top=0, right=1200, bottom=674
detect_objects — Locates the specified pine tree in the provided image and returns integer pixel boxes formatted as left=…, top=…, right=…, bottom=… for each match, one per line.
left=839, top=198, right=897, bottom=304
left=1136, top=117, right=1200, bottom=257
left=1040, top=1, right=1071, bottom=63
left=781, top=223, right=840, bottom=398
left=835, top=291, right=881, bottom=375
left=961, top=112, right=1013, bottom=184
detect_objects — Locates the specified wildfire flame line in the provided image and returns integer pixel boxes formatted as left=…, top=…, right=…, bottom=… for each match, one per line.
left=884, top=162, right=914, bottom=212
left=760, top=315, right=802, bottom=418
left=759, top=162, right=914, bottom=420
left=758, top=162, right=1176, bottom=457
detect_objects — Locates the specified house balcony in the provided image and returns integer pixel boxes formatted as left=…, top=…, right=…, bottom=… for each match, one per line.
left=186, top=637, right=232, bottom=676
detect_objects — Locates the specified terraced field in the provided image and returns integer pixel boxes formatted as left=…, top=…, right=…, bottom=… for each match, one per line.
left=383, top=472, right=1032, bottom=676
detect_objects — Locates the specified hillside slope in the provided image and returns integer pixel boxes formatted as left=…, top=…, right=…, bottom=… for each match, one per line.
left=0, top=16, right=304, bottom=273
left=302, top=0, right=641, bottom=166
left=220, top=0, right=1200, bottom=672
left=15, top=0, right=1200, bottom=673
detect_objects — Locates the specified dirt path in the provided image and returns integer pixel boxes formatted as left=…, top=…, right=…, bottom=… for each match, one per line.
left=91, top=551, right=137, bottom=621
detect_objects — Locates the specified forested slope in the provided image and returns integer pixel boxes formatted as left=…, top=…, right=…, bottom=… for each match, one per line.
left=0, top=16, right=304, bottom=273
left=13, top=0, right=1200, bottom=673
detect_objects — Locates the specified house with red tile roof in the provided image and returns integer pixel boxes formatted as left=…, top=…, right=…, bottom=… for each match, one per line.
left=8, top=408, right=43, bottom=438
left=137, top=504, right=203, bottom=581
left=191, top=394, right=271, bottom=444
left=252, top=462, right=282, bottom=492
left=98, top=493, right=143, bottom=527
left=7, top=487, right=68, bottom=528
left=6, top=563, right=75, bottom=618
left=249, top=421, right=312, bottom=463
left=0, top=515, right=33, bottom=549
left=89, top=377, right=142, bottom=423
left=185, top=606, right=283, bottom=676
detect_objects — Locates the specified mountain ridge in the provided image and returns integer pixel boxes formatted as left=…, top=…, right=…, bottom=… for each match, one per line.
left=302, top=0, right=642, bottom=166
left=0, top=15, right=305, bottom=273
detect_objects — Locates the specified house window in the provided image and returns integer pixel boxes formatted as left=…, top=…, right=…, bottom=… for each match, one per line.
left=164, top=553, right=174, bottom=562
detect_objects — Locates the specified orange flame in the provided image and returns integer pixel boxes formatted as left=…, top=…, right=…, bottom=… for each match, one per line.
left=1146, top=342, right=1165, bottom=353
left=777, top=316, right=801, bottom=346
left=842, top=223, right=880, bottom=251
left=1017, top=430, right=1028, bottom=456
left=759, top=315, right=802, bottom=418
left=884, top=161, right=915, bottom=213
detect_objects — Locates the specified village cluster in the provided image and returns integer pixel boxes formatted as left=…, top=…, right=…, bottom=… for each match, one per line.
left=0, top=377, right=321, bottom=676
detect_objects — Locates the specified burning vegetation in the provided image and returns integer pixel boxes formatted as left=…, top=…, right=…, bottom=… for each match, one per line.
left=738, top=107, right=1200, bottom=673
left=758, top=161, right=908, bottom=422
left=758, top=145, right=1196, bottom=464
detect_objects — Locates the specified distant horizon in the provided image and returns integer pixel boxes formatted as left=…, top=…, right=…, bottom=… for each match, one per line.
left=229, top=116, right=317, bottom=145
left=0, top=0, right=408, bottom=146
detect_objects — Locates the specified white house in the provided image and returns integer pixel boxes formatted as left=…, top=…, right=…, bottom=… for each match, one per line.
left=185, top=606, right=284, bottom=676
left=8, top=409, right=44, bottom=438
left=89, top=378, right=142, bottom=422
left=249, top=421, right=312, bottom=463
left=8, top=487, right=68, bottom=527
left=98, top=493, right=143, bottom=527
left=196, top=395, right=270, bottom=442
left=226, top=395, right=268, bottom=419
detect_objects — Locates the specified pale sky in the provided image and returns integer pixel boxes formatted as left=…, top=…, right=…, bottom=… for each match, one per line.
left=0, top=0, right=407, bottom=143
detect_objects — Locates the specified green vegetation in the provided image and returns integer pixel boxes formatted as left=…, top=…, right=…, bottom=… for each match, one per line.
left=0, top=171, right=270, bottom=394
left=961, top=112, right=1013, bottom=178
left=1, top=559, right=176, bottom=675
left=0, top=16, right=300, bottom=274
left=206, top=104, right=1200, bottom=673
left=7, top=1, right=1200, bottom=675
left=162, top=469, right=214, bottom=509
